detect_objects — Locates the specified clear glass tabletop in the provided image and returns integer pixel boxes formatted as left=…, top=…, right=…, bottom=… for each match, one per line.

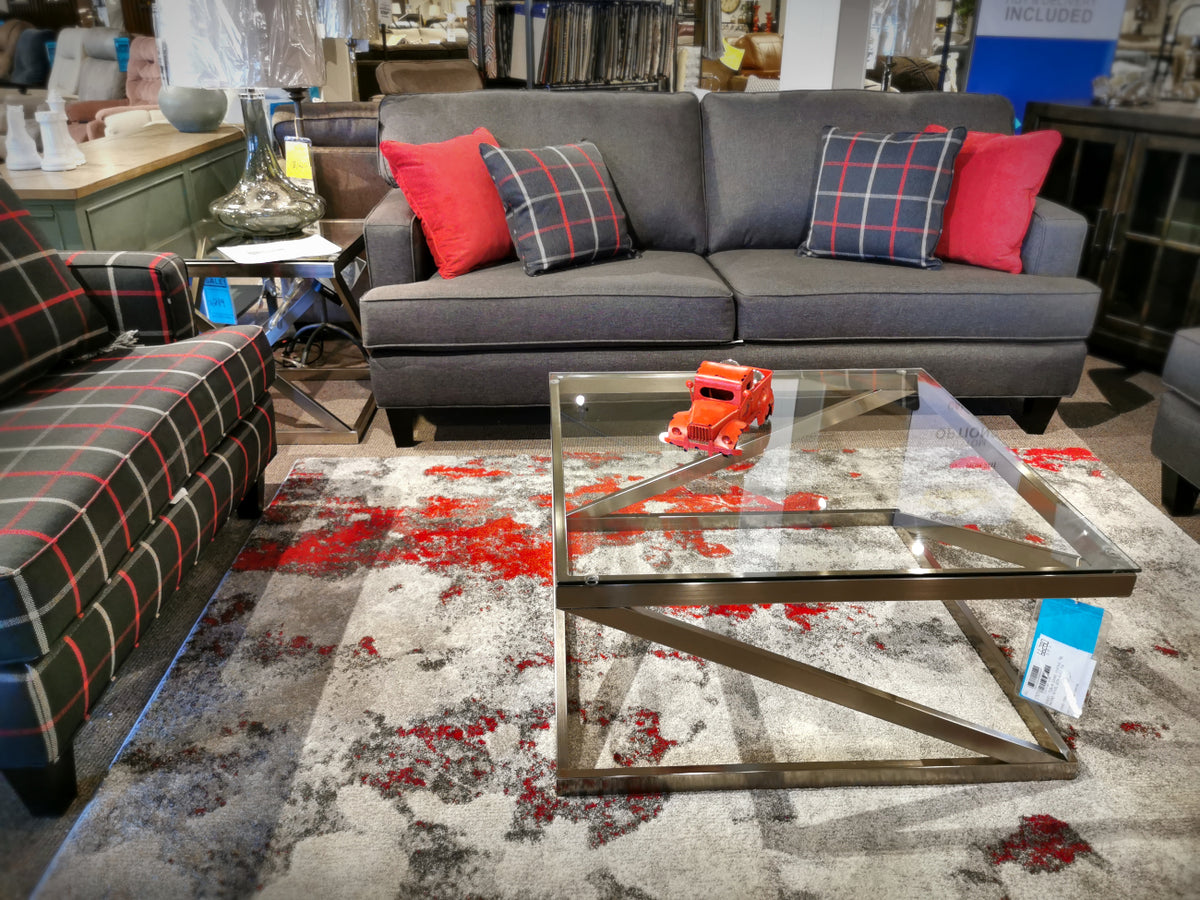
left=549, top=368, right=1139, bottom=599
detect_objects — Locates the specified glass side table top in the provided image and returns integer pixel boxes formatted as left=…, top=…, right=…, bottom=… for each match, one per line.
left=188, top=218, right=364, bottom=272
left=549, top=368, right=1138, bottom=602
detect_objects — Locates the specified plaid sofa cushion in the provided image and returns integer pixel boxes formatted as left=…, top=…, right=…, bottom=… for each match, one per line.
left=0, top=179, right=110, bottom=399
left=0, top=400, right=275, bottom=768
left=64, top=251, right=196, bottom=345
left=0, top=324, right=272, bottom=663
left=799, top=126, right=966, bottom=269
left=480, top=141, right=636, bottom=276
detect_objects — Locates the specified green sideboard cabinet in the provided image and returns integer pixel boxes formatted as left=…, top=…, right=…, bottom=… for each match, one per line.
left=1027, top=101, right=1200, bottom=369
left=2, top=124, right=243, bottom=256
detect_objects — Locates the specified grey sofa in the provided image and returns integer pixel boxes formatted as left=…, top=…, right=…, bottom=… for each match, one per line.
left=360, top=90, right=1099, bottom=444
left=1152, top=327, right=1200, bottom=516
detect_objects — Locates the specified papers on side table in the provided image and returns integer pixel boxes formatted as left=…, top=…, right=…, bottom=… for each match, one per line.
left=216, top=234, right=341, bottom=264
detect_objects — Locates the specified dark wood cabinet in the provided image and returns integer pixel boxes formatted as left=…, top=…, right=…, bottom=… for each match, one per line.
left=1027, top=101, right=1200, bottom=369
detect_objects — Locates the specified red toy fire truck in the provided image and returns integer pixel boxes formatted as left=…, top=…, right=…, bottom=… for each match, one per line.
left=665, top=361, right=774, bottom=456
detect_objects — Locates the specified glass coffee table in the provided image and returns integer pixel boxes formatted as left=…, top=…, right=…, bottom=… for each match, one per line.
left=548, top=368, right=1139, bottom=794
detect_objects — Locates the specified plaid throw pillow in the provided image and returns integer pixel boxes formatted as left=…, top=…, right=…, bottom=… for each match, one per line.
left=0, top=179, right=109, bottom=398
left=800, top=126, right=966, bottom=269
left=480, top=141, right=636, bottom=275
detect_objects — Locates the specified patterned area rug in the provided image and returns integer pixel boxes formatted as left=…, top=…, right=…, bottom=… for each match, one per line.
left=38, top=451, right=1200, bottom=898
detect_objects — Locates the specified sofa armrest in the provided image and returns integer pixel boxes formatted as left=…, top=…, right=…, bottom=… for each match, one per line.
left=1020, top=197, right=1088, bottom=278
left=65, top=97, right=127, bottom=123
left=63, top=251, right=195, bottom=345
left=363, top=188, right=435, bottom=286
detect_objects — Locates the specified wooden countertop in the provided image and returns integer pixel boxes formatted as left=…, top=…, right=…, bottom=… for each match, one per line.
left=1, top=124, right=243, bottom=200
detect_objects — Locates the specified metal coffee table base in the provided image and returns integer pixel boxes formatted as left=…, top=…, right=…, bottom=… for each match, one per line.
left=553, top=598, right=1077, bottom=795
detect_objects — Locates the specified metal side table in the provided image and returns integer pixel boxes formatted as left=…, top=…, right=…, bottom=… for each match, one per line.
left=187, top=219, right=376, bottom=444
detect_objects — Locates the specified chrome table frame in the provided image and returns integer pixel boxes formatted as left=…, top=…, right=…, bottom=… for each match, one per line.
left=548, top=370, right=1138, bottom=795
left=187, top=222, right=376, bottom=444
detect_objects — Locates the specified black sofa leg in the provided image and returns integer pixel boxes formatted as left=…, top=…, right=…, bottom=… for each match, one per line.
left=1014, top=397, right=1059, bottom=434
left=3, top=745, right=78, bottom=817
left=1161, top=463, right=1200, bottom=516
left=387, top=409, right=417, bottom=448
left=237, top=476, right=266, bottom=519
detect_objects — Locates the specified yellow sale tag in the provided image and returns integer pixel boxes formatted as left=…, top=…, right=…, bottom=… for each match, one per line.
left=718, top=39, right=745, bottom=71
left=284, top=136, right=315, bottom=192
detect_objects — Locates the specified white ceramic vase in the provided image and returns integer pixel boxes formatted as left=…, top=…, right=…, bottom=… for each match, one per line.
left=4, top=105, right=42, bottom=171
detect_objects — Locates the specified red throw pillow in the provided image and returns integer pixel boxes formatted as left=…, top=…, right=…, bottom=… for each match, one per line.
left=924, top=124, right=1062, bottom=274
left=380, top=127, right=513, bottom=279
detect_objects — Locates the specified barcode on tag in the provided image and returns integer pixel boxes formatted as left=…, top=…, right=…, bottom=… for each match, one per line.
left=1038, top=665, right=1052, bottom=693
left=1026, top=665, right=1041, bottom=690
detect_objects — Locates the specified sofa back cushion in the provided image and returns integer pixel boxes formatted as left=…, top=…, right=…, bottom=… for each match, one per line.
left=77, top=28, right=127, bottom=103
left=125, top=35, right=162, bottom=106
left=378, top=90, right=707, bottom=253
left=46, top=27, right=86, bottom=98
left=702, top=90, right=1016, bottom=253
left=0, top=180, right=109, bottom=399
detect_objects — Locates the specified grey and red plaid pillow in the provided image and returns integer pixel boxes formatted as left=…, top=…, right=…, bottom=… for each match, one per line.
left=0, top=179, right=109, bottom=398
left=480, top=141, right=636, bottom=275
left=800, top=126, right=966, bottom=269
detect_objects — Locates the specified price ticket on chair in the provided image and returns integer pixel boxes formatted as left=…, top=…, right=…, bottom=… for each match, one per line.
left=1019, top=598, right=1107, bottom=719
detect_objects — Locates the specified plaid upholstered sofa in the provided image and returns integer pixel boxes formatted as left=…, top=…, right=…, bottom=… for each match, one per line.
left=359, top=89, right=1099, bottom=444
left=0, top=180, right=275, bottom=814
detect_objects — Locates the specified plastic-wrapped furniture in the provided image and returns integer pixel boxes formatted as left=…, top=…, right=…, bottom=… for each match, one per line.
left=0, top=178, right=276, bottom=815
left=1152, top=327, right=1200, bottom=516
left=66, top=35, right=161, bottom=141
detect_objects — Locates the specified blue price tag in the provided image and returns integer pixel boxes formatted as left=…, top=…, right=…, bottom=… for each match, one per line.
left=201, top=277, right=236, bottom=325
left=115, top=36, right=130, bottom=73
left=1019, top=598, right=1105, bottom=718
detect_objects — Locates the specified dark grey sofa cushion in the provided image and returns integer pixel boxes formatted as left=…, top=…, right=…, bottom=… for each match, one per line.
left=360, top=251, right=734, bottom=351
left=377, top=91, right=707, bottom=253
left=1162, top=327, right=1200, bottom=407
left=708, top=250, right=1099, bottom=342
left=1152, top=391, right=1200, bottom=490
left=702, top=91, right=1015, bottom=253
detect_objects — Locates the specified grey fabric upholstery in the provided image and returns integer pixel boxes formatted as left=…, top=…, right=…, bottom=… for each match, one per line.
left=707, top=250, right=1099, bottom=342
left=701, top=90, right=1015, bottom=253
left=377, top=91, right=707, bottom=252
left=1152, top=391, right=1200, bottom=493
left=363, top=189, right=434, bottom=289
left=1020, top=198, right=1089, bottom=277
left=368, top=340, right=1088, bottom=410
left=1152, top=328, right=1200, bottom=505
left=361, top=251, right=734, bottom=350
left=1161, top=327, right=1200, bottom=406
left=360, top=90, right=1096, bottom=431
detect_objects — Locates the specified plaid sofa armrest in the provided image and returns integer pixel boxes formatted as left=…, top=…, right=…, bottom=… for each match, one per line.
left=63, top=251, right=196, bottom=345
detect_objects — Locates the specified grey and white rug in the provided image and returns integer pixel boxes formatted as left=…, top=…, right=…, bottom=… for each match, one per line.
left=37, top=448, right=1200, bottom=898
